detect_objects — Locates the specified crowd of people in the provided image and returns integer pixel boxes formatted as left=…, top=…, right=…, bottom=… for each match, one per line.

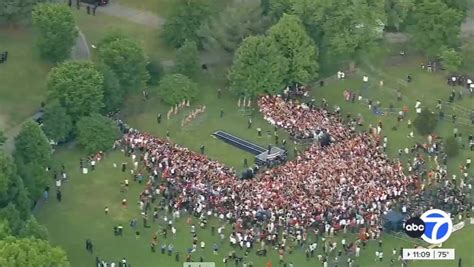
left=258, top=95, right=351, bottom=141
left=181, top=105, right=206, bottom=127
left=119, top=94, right=424, bottom=241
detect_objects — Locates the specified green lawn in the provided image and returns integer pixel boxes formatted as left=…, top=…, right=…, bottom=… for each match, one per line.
left=124, top=73, right=302, bottom=172
left=0, top=27, right=51, bottom=130
left=36, top=146, right=474, bottom=267
left=35, top=51, right=474, bottom=267
left=115, top=0, right=173, bottom=16
left=73, top=10, right=174, bottom=61
left=311, top=47, right=473, bottom=177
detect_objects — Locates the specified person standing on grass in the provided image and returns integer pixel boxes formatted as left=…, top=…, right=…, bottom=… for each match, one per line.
left=157, top=113, right=162, bottom=124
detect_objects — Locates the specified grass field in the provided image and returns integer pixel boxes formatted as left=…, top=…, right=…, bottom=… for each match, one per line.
left=311, top=51, right=473, bottom=177
left=72, top=10, right=174, bottom=62
left=0, top=27, right=51, bottom=130
left=35, top=47, right=473, bottom=267
left=115, top=0, right=173, bottom=16
left=35, top=144, right=474, bottom=267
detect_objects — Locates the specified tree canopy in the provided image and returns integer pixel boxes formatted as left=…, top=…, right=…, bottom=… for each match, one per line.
left=76, top=114, right=120, bottom=154
left=32, top=3, right=77, bottom=62
left=42, top=101, right=73, bottom=143
left=158, top=74, right=198, bottom=105
left=0, top=0, right=46, bottom=25
left=13, top=122, right=51, bottom=200
left=268, top=14, right=319, bottom=85
left=409, top=0, right=463, bottom=57
left=0, top=236, right=69, bottom=267
left=47, top=61, right=104, bottom=121
left=439, top=47, right=462, bottom=73
left=175, top=39, right=199, bottom=77
left=162, top=0, right=214, bottom=48
left=19, top=216, right=49, bottom=240
left=384, top=0, right=414, bottom=30
left=228, top=35, right=287, bottom=97
left=97, top=33, right=149, bottom=92
left=268, top=0, right=292, bottom=22
left=97, top=64, right=125, bottom=114
left=14, top=121, right=51, bottom=167
left=320, top=0, right=386, bottom=59
left=198, top=3, right=270, bottom=55
left=0, top=131, right=5, bottom=147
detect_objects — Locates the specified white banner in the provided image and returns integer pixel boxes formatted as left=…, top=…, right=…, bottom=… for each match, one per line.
left=453, top=221, right=465, bottom=232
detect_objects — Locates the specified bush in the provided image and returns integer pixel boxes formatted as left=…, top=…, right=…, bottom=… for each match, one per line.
left=414, top=109, right=437, bottom=135
left=444, top=136, right=459, bottom=157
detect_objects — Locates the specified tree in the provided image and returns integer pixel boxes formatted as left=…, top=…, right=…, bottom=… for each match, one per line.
left=162, top=0, right=214, bottom=48
left=228, top=36, right=287, bottom=97
left=290, top=0, right=331, bottom=42
left=0, top=236, right=69, bottom=266
left=175, top=40, right=199, bottom=77
left=0, top=130, right=5, bottom=147
left=409, top=0, right=463, bottom=57
left=0, top=152, right=30, bottom=221
left=14, top=121, right=51, bottom=167
left=0, top=153, right=17, bottom=208
left=32, top=3, right=77, bottom=62
left=317, top=0, right=386, bottom=65
left=444, top=136, right=459, bottom=157
left=158, top=74, right=198, bottom=105
left=146, top=58, right=164, bottom=86
left=47, top=61, right=104, bottom=121
left=414, top=109, right=438, bottom=135
left=267, top=14, right=319, bottom=85
left=0, top=220, right=11, bottom=239
left=76, top=114, right=120, bottom=154
left=42, top=101, right=72, bottom=143
left=461, top=40, right=474, bottom=71
left=384, top=0, right=415, bottom=30
left=97, top=32, right=149, bottom=92
left=13, top=122, right=51, bottom=200
left=97, top=64, right=125, bottom=114
left=0, top=204, right=22, bottom=235
left=442, top=0, right=468, bottom=19
left=261, top=0, right=270, bottom=15
left=198, top=3, right=270, bottom=56
left=19, top=216, right=49, bottom=240
left=439, top=47, right=462, bottom=73
left=0, top=0, right=46, bottom=25
left=268, top=0, right=292, bottom=21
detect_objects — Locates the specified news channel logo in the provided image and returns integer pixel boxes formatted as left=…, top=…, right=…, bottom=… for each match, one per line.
left=404, top=209, right=453, bottom=244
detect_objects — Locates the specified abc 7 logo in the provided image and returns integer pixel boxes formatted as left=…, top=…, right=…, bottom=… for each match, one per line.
left=404, top=209, right=453, bottom=244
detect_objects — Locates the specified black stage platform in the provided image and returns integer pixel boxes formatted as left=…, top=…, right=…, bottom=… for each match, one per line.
left=212, top=131, right=286, bottom=166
